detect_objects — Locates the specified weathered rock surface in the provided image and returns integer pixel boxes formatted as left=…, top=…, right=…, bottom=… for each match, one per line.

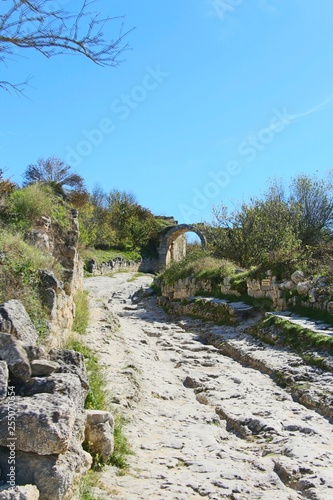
left=0, top=301, right=37, bottom=346
left=291, top=270, right=305, bottom=284
left=0, top=484, right=40, bottom=499
left=16, top=373, right=87, bottom=408
left=0, top=394, right=76, bottom=455
left=0, top=361, right=8, bottom=401
left=0, top=334, right=31, bottom=382
left=83, top=273, right=333, bottom=500
left=0, top=445, right=91, bottom=500
left=23, top=346, right=48, bottom=363
left=84, top=410, right=114, bottom=462
left=30, top=360, right=60, bottom=377
left=49, top=349, right=89, bottom=390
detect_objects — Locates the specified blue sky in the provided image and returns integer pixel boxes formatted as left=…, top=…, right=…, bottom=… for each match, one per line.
left=1, top=0, right=333, bottom=224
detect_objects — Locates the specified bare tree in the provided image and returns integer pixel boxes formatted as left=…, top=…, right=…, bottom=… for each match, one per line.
left=0, top=0, right=133, bottom=94
left=23, top=156, right=85, bottom=196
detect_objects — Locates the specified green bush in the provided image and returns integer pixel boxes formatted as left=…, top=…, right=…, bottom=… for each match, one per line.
left=5, top=183, right=71, bottom=231
left=160, top=249, right=236, bottom=286
left=0, top=230, right=62, bottom=340
left=6, top=184, right=55, bottom=230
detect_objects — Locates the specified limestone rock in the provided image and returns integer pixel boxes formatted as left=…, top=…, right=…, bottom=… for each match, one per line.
left=0, top=301, right=37, bottom=346
left=296, top=281, right=311, bottom=296
left=40, top=288, right=56, bottom=315
left=31, top=360, right=60, bottom=377
left=0, top=361, right=8, bottom=401
left=308, top=288, right=317, bottom=303
left=183, top=376, right=201, bottom=389
left=0, top=485, right=40, bottom=499
left=24, top=229, right=51, bottom=252
left=84, top=410, right=114, bottom=462
left=0, top=334, right=31, bottom=382
left=38, top=270, right=63, bottom=292
left=17, top=373, right=88, bottom=408
left=291, top=270, right=305, bottom=284
left=0, top=444, right=92, bottom=500
left=278, top=280, right=295, bottom=291
left=85, top=259, right=97, bottom=274
left=23, top=346, right=48, bottom=363
left=0, top=394, right=76, bottom=455
left=49, top=349, right=89, bottom=390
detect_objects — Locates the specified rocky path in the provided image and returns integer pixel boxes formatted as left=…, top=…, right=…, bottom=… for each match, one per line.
left=84, top=273, right=333, bottom=500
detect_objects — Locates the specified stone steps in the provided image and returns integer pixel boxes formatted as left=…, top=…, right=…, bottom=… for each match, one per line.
left=188, top=296, right=254, bottom=316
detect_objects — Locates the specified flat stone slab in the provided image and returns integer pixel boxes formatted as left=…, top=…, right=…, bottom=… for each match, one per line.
left=268, top=312, right=333, bottom=337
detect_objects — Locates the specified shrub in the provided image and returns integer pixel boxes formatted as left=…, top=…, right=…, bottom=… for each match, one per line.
left=6, top=184, right=54, bottom=230
left=159, top=249, right=236, bottom=286
left=6, top=183, right=71, bottom=231
left=0, top=229, right=62, bottom=339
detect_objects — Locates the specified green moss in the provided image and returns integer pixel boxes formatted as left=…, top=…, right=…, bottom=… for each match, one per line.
left=248, top=315, right=333, bottom=363
left=0, top=229, right=63, bottom=341
left=127, top=272, right=145, bottom=282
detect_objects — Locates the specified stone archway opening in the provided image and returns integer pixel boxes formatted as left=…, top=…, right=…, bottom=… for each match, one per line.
left=158, top=224, right=207, bottom=271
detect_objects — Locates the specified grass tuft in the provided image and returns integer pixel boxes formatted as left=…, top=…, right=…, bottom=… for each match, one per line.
left=73, top=290, right=90, bottom=334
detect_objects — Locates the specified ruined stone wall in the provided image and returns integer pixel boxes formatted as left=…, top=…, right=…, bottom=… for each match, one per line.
left=0, top=300, right=114, bottom=499
left=160, top=270, right=333, bottom=315
left=0, top=211, right=114, bottom=499
left=86, top=256, right=160, bottom=275
left=25, top=210, right=83, bottom=348
left=247, top=270, right=333, bottom=313
left=161, top=277, right=213, bottom=300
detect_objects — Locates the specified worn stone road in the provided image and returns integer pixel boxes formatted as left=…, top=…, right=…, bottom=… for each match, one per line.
left=84, top=273, right=333, bottom=500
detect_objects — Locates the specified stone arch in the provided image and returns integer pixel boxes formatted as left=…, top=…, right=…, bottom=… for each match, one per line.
left=158, top=224, right=207, bottom=270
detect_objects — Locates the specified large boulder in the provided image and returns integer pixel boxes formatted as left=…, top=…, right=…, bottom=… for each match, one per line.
left=17, top=373, right=88, bottom=409
left=0, top=301, right=37, bottom=346
left=0, top=334, right=31, bottom=382
left=0, top=444, right=91, bottom=500
left=38, top=270, right=63, bottom=293
left=0, top=394, right=76, bottom=455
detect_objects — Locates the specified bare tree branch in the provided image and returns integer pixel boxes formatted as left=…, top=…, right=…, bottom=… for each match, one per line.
left=0, top=0, right=133, bottom=93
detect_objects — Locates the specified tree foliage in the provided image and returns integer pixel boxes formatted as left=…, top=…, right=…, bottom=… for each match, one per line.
left=0, top=0, right=133, bottom=94
left=0, top=169, right=16, bottom=207
left=23, top=156, right=85, bottom=196
left=289, top=174, right=333, bottom=245
left=107, top=190, right=157, bottom=250
left=208, top=173, right=333, bottom=268
left=78, top=187, right=160, bottom=252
